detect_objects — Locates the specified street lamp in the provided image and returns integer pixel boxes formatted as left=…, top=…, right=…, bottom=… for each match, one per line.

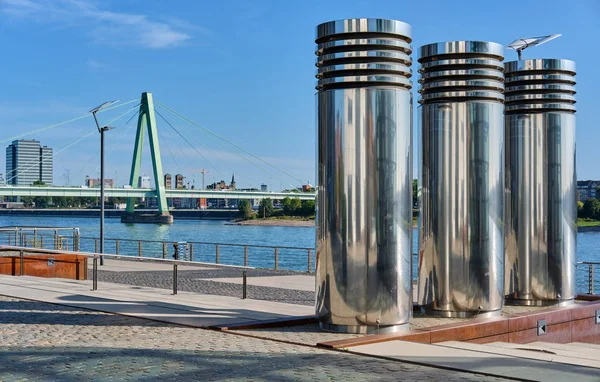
left=90, top=100, right=119, bottom=265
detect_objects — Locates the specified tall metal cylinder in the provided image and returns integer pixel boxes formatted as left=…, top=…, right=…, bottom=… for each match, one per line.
left=504, top=59, right=577, bottom=305
left=315, top=18, right=413, bottom=334
left=418, top=41, right=505, bottom=317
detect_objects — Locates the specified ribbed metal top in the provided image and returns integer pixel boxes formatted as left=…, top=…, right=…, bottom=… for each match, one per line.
left=504, top=59, right=576, bottom=114
left=418, top=41, right=504, bottom=103
left=315, top=18, right=412, bottom=91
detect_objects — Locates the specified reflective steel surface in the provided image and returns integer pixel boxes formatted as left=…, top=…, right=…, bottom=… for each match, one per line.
left=504, top=59, right=577, bottom=305
left=418, top=41, right=505, bottom=317
left=315, top=19, right=413, bottom=333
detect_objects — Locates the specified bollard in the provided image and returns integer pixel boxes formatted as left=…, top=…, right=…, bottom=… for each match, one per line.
left=216, top=244, right=220, bottom=264
left=95, top=239, right=99, bottom=253
left=138, top=241, right=142, bottom=257
left=307, top=249, right=312, bottom=273
left=274, top=248, right=279, bottom=270
left=590, top=264, right=595, bottom=295
left=189, top=243, right=194, bottom=262
left=115, top=240, right=119, bottom=255
left=163, top=242, right=167, bottom=259
left=242, top=270, right=247, bottom=299
left=244, top=246, right=248, bottom=267
left=73, top=229, right=80, bottom=251
left=173, top=264, right=178, bottom=295
left=19, top=250, right=24, bottom=276
left=92, top=257, right=98, bottom=291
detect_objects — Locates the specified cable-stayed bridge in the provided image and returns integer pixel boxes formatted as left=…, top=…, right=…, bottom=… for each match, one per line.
left=1, top=92, right=315, bottom=222
left=0, top=186, right=314, bottom=200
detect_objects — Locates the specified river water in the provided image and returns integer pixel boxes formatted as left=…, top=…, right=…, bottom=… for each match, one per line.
left=0, top=215, right=598, bottom=293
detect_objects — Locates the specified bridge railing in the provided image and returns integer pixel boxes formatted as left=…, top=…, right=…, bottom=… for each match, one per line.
left=76, top=236, right=315, bottom=273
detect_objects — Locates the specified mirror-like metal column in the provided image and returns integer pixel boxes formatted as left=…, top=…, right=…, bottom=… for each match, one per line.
left=418, top=41, right=505, bottom=317
left=315, top=18, right=413, bottom=333
left=504, top=59, right=577, bottom=306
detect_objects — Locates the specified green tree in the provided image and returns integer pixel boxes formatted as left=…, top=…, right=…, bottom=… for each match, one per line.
left=291, top=197, right=302, bottom=215
left=282, top=197, right=293, bottom=215
left=413, top=179, right=418, bottom=208
left=258, top=198, right=274, bottom=218
left=577, top=200, right=584, bottom=218
left=32, top=180, right=46, bottom=186
left=301, top=200, right=316, bottom=216
left=20, top=196, right=33, bottom=207
left=582, top=198, right=600, bottom=220
left=33, top=196, right=50, bottom=208
left=238, top=200, right=253, bottom=219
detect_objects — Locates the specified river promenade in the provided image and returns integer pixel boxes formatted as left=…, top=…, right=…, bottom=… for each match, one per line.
left=0, top=264, right=510, bottom=382
left=2, top=256, right=600, bottom=381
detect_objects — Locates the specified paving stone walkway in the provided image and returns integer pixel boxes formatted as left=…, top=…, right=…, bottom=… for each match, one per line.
left=0, top=296, right=511, bottom=381
left=90, top=266, right=315, bottom=306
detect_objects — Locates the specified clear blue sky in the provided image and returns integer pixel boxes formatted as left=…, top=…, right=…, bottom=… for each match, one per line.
left=0, top=0, right=598, bottom=189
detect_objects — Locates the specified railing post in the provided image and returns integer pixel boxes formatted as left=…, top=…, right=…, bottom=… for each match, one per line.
left=94, top=239, right=98, bottom=253
left=23, top=234, right=28, bottom=248
left=54, top=229, right=58, bottom=250
left=274, top=248, right=279, bottom=270
left=8, top=233, right=11, bottom=246
left=19, top=249, right=24, bottom=276
left=92, top=257, right=98, bottom=291
left=173, top=264, right=178, bottom=295
left=14, top=229, right=18, bottom=247
left=138, top=241, right=142, bottom=257
left=33, top=228, right=37, bottom=248
left=115, top=240, right=119, bottom=255
left=189, top=243, right=194, bottom=262
left=590, top=264, right=595, bottom=295
left=242, top=270, right=247, bottom=299
left=244, top=246, right=248, bottom=267
left=215, top=244, right=220, bottom=264
left=308, top=249, right=312, bottom=273
left=40, top=237, right=44, bottom=249
left=162, top=242, right=167, bottom=259
left=73, top=229, right=80, bottom=251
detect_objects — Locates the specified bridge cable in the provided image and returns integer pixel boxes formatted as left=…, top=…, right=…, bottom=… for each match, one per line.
left=155, top=105, right=247, bottom=183
left=5, top=129, right=96, bottom=185
left=0, top=99, right=139, bottom=145
left=154, top=109, right=221, bottom=178
left=156, top=119, right=184, bottom=177
left=4, top=103, right=141, bottom=181
left=49, top=104, right=139, bottom=183
left=155, top=101, right=305, bottom=184
left=155, top=103, right=285, bottom=185
left=84, top=106, right=142, bottom=181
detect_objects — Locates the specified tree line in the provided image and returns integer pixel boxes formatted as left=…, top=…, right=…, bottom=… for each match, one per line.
left=238, top=197, right=316, bottom=219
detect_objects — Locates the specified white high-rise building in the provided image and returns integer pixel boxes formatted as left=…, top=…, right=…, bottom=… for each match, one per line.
left=5, top=139, right=53, bottom=185
left=138, top=175, right=151, bottom=188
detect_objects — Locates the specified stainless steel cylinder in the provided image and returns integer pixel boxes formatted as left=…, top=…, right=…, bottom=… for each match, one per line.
left=504, top=59, right=577, bottom=306
left=417, top=41, right=505, bottom=317
left=315, top=18, right=413, bottom=334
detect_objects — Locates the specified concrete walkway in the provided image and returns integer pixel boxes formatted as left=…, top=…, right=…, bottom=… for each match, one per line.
left=0, top=274, right=312, bottom=328
left=348, top=340, right=600, bottom=381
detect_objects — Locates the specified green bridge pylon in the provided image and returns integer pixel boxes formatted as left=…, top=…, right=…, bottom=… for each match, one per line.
left=124, top=92, right=170, bottom=221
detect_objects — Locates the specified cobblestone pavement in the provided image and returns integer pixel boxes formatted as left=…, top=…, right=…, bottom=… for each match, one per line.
left=90, top=266, right=314, bottom=306
left=0, top=296, right=512, bottom=382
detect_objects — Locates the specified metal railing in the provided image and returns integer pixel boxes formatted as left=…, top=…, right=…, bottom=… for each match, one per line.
left=0, top=245, right=252, bottom=298
left=77, top=236, right=314, bottom=273
left=0, top=227, right=80, bottom=251
left=578, top=261, right=599, bottom=295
